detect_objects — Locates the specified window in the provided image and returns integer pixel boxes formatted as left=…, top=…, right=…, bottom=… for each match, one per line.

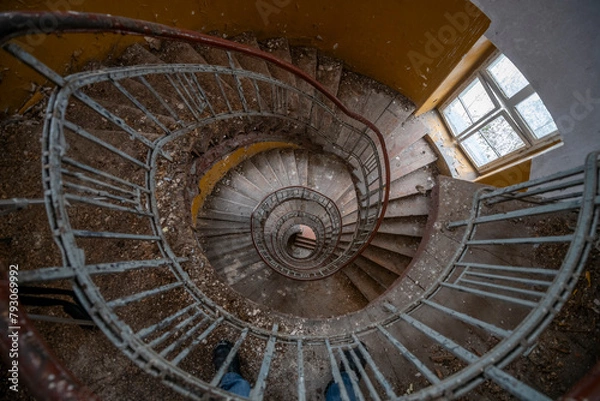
left=440, top=53, right=560, bottom=172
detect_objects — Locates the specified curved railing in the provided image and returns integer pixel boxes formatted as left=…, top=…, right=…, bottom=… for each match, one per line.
left=1, top=11, right=598, bottom=401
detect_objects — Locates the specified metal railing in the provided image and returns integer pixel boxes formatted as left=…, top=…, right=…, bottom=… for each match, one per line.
left=0, top=11, right=598, bottom=401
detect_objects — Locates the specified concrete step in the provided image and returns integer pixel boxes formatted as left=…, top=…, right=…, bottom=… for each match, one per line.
left=210, top=184, right=258, bottom=208
left=389, top=165, right=437, bottom=201
left=279, top=148, right=302, bottom=186
left=387, top=118, right=431, bottom=162
left=241, top=159, right=280, bottom=193
left=260, top=37, right=300, bottom=118
left=360, top=245, right=412, bottom=276
left=385, top=194, right=431, bottom=219
left=343, top=263, right=384, bottom=302
left=293, top=149, right=309, bottom=186
left=194, top=32, right=260, bottom=111
left=354, top=256, right=399, bottom=289
left=158, top=40, right=240, bottom=116
left=311, top=53, right=343, bottom=133
left=252, top=151, right=287, bottom=189
left=389, top=138, right=439, bottom=183
left=290, top=46, right=318, bottom=122
left=377, top=216, right=427, bottom=237
left=370, top=233, right=420, bottom=258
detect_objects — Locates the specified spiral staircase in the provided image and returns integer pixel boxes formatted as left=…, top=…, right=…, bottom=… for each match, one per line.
left=0, top=12, right=599, bottom=401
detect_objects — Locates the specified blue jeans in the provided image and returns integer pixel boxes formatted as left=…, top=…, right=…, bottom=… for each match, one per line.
left=325, top=372, right=358, bottom=401
left=220, top=372, right=251, bottom=397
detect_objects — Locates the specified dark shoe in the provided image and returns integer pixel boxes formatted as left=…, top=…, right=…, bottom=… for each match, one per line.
left=342, top=344, right=367, bottom=377
left=212, top=340, right=242, bottom=375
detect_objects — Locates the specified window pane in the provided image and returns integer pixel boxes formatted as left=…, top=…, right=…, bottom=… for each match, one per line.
left=442, top=98, right=471, bottom=135
left=459, top=78, right=495, bottom=122
left=487, top=54, right=529, bottom=98
left=480, top=116, right=526, bottom=157
left=462, top=133, right=497, bottom=167
left=461, top=116, right=527, bottom=167
left=516, top=93, right=558, bottom=138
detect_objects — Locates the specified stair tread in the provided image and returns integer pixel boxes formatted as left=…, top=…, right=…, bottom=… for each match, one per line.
left=290, top=46, right=318, bottom=122
left=279, top=149, right=302, bottom=186
left=389, top=166, right=437, bottom=201
left=390, top=138, right=438, bottom=183
left=354, top=255, right=399, bottom=289
left=157, top=40, right=240, bottom=115
left=316, top=53, right=344, bottom=97
left=385, top=194, right=431, bottom=218
left=387, top=117, right=430, bottom=159
left=370, top=233, right=420, bottom=258
left=361, top=245, right=412, bottom=276
left=343, top=263, right=384, bottom=302
left=377, top=216, right=427, bottom=237
left=260, top=37, right=296, bottom=85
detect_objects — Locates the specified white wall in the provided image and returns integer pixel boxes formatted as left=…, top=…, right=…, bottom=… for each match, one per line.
left=472, top=0, right=600, bottom=179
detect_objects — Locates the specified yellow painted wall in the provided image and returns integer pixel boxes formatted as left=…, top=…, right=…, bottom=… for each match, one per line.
left=476, top=160, right=531, bottom=188
left=0, top=0, right=489, bottom=114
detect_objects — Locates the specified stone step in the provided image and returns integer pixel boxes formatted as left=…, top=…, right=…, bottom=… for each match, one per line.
left=293, top=149, right=309, bottom=186
left=203, top=195, right=254, bottom=217
left=311, top=53, right=344, bottom=133
left=354, top=256, right=399, bottom=289
left=210, top=185, right=259, bottom=209
left=279, top=148, right=302, bottom=186
left=389, top=166, right=437, bottom=201
left=157, top=40, right=241, bottom=116
left=360, top=245, right=412, bottom=276
left=204, top=233, right=255, bottom=261
left=377, top=216, right=427, bottom=237
left=196, top=209, right=250, bottom=224
left=241, top=159, right=281, bottom=193
left=290, top=46, right=318, bottom=122
left=387, top=118, right=431, bottom=161
left=385, top=194, right=431, bottom=219
left=370, top=233, right=420, bottom=258
left=223, top=259, right=267, bottom=286
left=360, top=82, right=398, bottom=126
left=343, top=263, right=384, bottom=302
left=194, top=32, right=260, bottom=111
left=389, top=138, right=439, bottom=183
left=260, top=37, right=301, bottom=118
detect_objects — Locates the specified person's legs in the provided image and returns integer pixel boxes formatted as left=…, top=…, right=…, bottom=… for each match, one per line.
left=220, top=372, right=251, bottom=396
left=213, top=340, right=251, bottom=397
left=325, top=372, right=357, bottom=401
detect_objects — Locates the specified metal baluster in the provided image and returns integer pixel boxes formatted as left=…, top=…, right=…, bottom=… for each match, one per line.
left=351, top=335, right=396, bottom=399
left=63, top=121, right=150, bottom=170
left=210, top=329, right=249, bottom=387
left=337, top=348, right=365, bottom=401
left=137, top=303, right=198, bottom=340
left=165, top=73, right=202, bottom=121
left=62, top=157, right=150, bottom=193
left=172, top=317, right=224, bottom=366
left=325, top=340, right=351, bottom=401
left=20, top=258, right=186, bottom=284
left=137, top=76, right=185, bottom=126
left=440, top=282, right=538, bottom=308
left=250, top=324, right=279, bottom=400
left=106, top=282, right=183, bottom=308
left=377, top=325, right=441, bottom=385
left=420, top=300, right=511, bottom=338
left=297, top=340, right=306, bottom=401
left=111, top=79, right=172, bottom=134
left=64, top=193, right=151, bottom=216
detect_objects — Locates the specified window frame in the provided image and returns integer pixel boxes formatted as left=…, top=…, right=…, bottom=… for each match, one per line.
left=439, top=50, right=561, bottom=173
